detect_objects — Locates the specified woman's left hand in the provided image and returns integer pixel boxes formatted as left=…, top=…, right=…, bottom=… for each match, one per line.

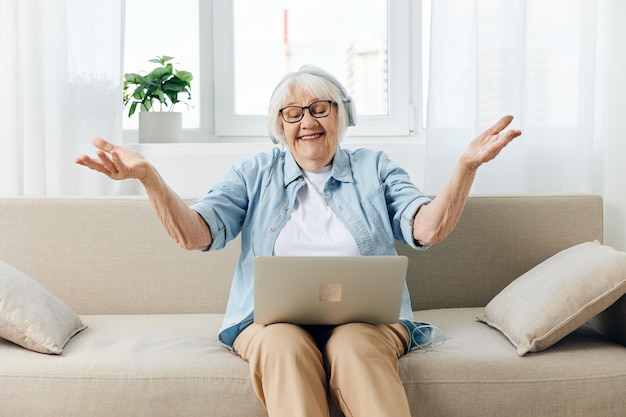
left=462, top=115, right=522, bottom=170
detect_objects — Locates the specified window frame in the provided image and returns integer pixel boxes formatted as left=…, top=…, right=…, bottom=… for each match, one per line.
left=213, top=0, right=415, bottom=138
left=123, top=0, right=427, bottom=143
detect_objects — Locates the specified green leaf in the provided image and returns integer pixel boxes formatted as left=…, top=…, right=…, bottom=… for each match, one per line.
left=152, top=67, right=173, bottom=82
left=175, top=70, right=193, bottom=82
left=128, top=101, right=138, bottom=117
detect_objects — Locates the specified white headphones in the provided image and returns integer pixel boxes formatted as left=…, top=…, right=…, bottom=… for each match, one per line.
left=269, top=67, right=357, bottom=144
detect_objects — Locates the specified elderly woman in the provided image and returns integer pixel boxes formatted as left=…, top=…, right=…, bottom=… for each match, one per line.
left=76, top=65, right=521, bottom=417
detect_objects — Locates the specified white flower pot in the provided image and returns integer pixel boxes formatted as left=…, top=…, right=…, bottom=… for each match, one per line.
left=138, top=112, right=182, bottom=143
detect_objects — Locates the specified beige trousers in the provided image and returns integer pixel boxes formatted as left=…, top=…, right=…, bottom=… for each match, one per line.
left=232, top=322, right=411, bottom=417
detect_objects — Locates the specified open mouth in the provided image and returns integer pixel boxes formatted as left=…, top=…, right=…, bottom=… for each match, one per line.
left=299, top=132, right=323, bottom=141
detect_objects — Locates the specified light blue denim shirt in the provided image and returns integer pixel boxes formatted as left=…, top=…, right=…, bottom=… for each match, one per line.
left=191, top=146, right=432, bottom=349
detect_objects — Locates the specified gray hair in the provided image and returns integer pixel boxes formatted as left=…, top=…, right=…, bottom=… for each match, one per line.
left=267, top=65, right=349, bottom=145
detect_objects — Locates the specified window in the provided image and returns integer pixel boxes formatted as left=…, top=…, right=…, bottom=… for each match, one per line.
left=123, top=0, right=427, bottom=142
left=231, top=1, right=388, bottom=116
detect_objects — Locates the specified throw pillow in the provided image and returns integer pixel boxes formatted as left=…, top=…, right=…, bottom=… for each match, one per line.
left=0, top=260, right=86, bottom=354
left=477, top=241, right=626, bottom=356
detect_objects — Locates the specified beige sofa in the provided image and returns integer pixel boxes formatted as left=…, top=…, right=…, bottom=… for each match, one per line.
left=1, top=195, right=625, bottom=417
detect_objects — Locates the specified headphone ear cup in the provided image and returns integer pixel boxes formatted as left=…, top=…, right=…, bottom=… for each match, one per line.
left=344, top=99, right=357, bottom=127
left=268, top=116, right=280, bottom=144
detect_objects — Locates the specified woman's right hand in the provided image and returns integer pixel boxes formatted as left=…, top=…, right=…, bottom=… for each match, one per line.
left=76, top=138, right=213, bottom=250
left=75, top=138, right=150, bottom=182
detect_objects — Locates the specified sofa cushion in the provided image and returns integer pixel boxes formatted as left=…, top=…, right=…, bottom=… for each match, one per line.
left=0, top=260, right=86, bottom=354
left=405, top=308, right=626, bottom=417
left=2, top=310, right=625, bottom=417
left=477, top=241, right=626, bottom=356
left=0, top=314, right=266, bottom=417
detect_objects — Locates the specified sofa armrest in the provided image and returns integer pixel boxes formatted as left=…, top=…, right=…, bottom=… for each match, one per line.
left=588, top=295, right=626, bottom=347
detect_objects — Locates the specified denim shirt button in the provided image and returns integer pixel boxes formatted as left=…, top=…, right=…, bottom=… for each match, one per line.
left=282, top=205, right=288, bottom=210
left=269, top=227, right=275, bottom=233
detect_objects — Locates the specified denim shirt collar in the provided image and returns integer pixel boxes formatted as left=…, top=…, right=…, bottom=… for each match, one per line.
left=330, top=145, right=355, bottom=183
left=283, top=145, right=355, bottom=186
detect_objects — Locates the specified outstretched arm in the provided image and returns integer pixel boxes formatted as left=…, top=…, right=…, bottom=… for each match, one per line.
left=75, top=138, right=213, bottom=250
left=413, top=115, right=522, bottom=246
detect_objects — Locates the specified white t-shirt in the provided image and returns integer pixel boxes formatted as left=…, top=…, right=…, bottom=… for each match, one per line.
left=273, top=166, right=360, bottom=256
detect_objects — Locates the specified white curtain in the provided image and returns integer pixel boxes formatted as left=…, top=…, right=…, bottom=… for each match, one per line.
left=0, top=0, right=123, bottom=196
left=425, top=0, right=626, bottom=250
left=425, top=0, right=599, bottom=194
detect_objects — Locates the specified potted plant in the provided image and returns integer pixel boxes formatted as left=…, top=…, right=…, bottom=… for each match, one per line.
left=123, top=55, right=193, bottom=143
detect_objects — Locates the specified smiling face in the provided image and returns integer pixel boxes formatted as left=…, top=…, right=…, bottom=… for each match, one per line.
left=281, top=85, right=339, bottom=172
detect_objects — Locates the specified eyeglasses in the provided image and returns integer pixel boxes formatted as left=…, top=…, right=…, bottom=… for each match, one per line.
left=279, top=100, right=335, bottom=123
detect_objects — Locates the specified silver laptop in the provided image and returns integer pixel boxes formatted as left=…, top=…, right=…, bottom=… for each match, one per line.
left=253, top=256, right=408, bottom=326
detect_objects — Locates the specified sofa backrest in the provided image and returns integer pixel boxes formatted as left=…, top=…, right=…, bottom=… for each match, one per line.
left=398, top=195, right=603, bottom=310
left=0, top=195, right=603, bottom=314
left=0, top=198, right=233, bottom=314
